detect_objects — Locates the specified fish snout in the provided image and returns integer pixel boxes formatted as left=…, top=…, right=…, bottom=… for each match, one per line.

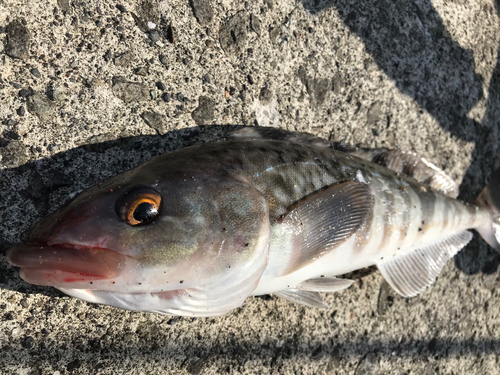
left=7, top=243, right=127, bottom=287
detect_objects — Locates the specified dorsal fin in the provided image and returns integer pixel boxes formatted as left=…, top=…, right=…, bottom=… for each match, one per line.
left=231, top=127, right=458, bottom=197
left=282, top=181, right=374, bottom=275
left=376, top=231, right=472, bottom=297
left=350, top=148, right=459, bottom=198
left=229, top=127, right=330, bottom=147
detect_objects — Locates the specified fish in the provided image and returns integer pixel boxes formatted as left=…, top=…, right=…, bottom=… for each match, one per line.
left=6, top=127, right=500, bottom=316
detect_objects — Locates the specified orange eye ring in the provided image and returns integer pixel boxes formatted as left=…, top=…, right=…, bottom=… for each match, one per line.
left=117, top=188, right=163, bottom=226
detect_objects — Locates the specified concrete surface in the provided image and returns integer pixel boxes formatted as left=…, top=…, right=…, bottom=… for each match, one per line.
left=1, top=0, right=500, bottom=373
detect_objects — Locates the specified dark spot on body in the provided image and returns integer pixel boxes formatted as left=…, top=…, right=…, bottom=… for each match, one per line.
left=180, top=280, right=184, bottom=284
left=418, top=227, right=422, bottom=232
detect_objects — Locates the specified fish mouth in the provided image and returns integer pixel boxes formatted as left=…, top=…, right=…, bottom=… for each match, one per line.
left=7, top=242, right=127, bottom=287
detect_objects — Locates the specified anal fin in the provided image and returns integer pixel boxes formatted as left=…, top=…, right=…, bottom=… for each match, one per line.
left=274, top=290, right=329, bottom=309
left=297, top=277, right=353, bottom=292
left=377, top=231, right=472, bottom=297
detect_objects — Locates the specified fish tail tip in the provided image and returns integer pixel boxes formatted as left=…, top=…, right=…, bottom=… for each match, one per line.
left=476, top=166, right=500, bottom=252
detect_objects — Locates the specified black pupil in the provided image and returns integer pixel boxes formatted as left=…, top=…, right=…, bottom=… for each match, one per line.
left=133, top=202, right=158, bottom=223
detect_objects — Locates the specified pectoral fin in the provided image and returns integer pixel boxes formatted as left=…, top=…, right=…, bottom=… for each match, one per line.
left=376, top=231, right=472, bottom=297
left=282, top=181, right=374, bottom=274
left=274, top=289, right=329, bottom=309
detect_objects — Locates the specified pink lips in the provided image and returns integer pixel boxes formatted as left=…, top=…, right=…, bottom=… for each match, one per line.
left=7, top=243, right=127, bottom=286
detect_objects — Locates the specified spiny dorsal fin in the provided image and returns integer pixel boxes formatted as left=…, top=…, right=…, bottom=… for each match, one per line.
left=297, top=277, right=353, bottom=292
left=350, top=148, right=459, bottom=198
left=231, top=127, right=458, bottom=198
left=282, top=181, right=374, bottom=275
left=376, top=231, right=472, bottom=297
left=229, top=127, right=330, bottom=147
left=274, top=289, right=329, bottom=309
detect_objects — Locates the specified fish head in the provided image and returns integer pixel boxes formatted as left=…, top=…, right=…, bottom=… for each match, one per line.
left=7, top=155, right=271, bottom=310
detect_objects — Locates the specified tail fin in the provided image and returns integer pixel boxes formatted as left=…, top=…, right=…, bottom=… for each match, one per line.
left=476, top=167, right=500, bottom=252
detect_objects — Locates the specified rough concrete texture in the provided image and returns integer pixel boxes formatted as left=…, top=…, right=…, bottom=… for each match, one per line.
left=1, top=0, right=500, bottom=373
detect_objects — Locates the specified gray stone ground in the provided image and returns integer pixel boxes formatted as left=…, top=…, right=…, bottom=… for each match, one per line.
left=1, top=0, right=500, bottom=373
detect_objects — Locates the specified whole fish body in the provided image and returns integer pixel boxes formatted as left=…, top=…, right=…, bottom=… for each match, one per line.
left=7, top=128, right=500, bottom=316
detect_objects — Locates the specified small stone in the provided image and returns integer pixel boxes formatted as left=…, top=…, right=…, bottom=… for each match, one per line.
left=21, top=336, right=34, bottom=349
left=4, top=131, right=21, bottom=140
left=219, top=11, right=249, bottom=55
left=355, top=354, right=380, bottom=375
left=377, top=280, right=395, bottom=315
left=148, top=30, right=160, bottom=42
left=156, top=81, right=166, bottom=91
left=134, top=66, right=149, bottom=76
left=366, top=101, right=383, bottom=127
left=189, top=0, right=214, bottom=26
left=0, top=140, right=29, bottom=168
left=191, top=96, right=215, bottom=125
left=203, top=74, right=211, bottom=84
left=297, top=66, right=330, bottom=107
left=165, top=25, right=175, bottom=43
left=250, top=14, right=261, bottom=36
left=27, top=93, right=54, bottom=122
left=57, top=0, right=72, bottom=14
left=247, top=74, right=254, bottom=85
left=159, top=54, right=168, bottom=66
left=161, top=92, right=171, bottom=102
left=141, top=111, right=167, bottom=134
left=259, top=85, right=272, bottom=104
left=18, top=89, right=32, bottom=98
left=11, top=327, right=23, bottom=339
left=30, top=68, right=41, bottom=79
left=112, top=77, right=150, bottom=103
left=66, top=360, right=81, bottom=372
left=52, top=86, right=67, bottom=102
left=17, top=106, right=26, bottom=116
left=182, top=58, right=191, bottom=66
left=150, top=90, right=157, bottom=100
left=114, top=51, right=135, bottom=67
left=103, top=49, right=112, bottom=62
left=116, top=4, right=127, bottom=13
left=5, top=19, right=31, bottom=60
left=204, top=39, right=215, bottom=48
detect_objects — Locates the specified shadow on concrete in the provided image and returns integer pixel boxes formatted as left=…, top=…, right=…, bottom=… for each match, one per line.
left=3, top=330, right=500, bottom=371
left=300, top=0, right=500, bottom=275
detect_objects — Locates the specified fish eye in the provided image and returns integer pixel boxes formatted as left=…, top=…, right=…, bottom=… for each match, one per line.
left=117, top=187, right=163, bottom=226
